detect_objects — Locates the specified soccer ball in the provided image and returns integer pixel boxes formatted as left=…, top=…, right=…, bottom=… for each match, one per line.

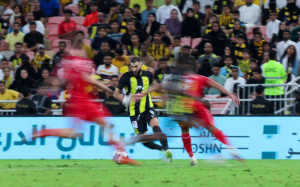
left=113, top=150, right=128, bottom=164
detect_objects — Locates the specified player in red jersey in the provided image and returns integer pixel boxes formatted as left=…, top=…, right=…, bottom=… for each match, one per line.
left=139, top=67, right=241, bottom=165
left=31, top=56, right=142, bottom=165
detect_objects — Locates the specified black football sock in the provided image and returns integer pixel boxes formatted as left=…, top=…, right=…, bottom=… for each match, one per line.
left=153, top=126, right=169, bottom=151
left=142, top=142, right=163, bottom=150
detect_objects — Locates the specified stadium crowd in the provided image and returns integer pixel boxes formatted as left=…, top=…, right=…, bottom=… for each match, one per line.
left=0, top=0, right=299, bottom=115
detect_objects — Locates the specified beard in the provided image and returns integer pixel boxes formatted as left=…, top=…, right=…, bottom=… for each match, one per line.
left=132, top=68, right=142, bottom=77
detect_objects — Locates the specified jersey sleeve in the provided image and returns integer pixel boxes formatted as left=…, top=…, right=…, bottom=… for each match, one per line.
left=117, top=73, right=128, bottom=90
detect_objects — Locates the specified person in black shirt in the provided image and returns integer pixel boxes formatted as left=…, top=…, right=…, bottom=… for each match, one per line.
left=121, top=19, right=147, bottom=48
left=89, top=12, right=112, bottom=39
left=93, top=41, right=115, bottom=67
left=104, top=86, right=125, bottom=115
left=118, top=0, right=130, bottom=15
left=23, top=21, right=44, bottom=53
left=30, top=86, right=52, bottom=115
left=289, top=90, right=300, bottom=115
left=192, top=1, right=205, bottom=26
left=16, top=86, right=37, bottom=115
left=250, top=85, right=273, bottom=115
left=247, top=67, right=265, bottom=95
left=0, top=16, right=9, bottom=40
left=154, top=57, right=171, bottom=83
left=133, top=4, right=141, bottom=21
left=53, top=41, right=71, bottom=68
left=98, top=0, right=114, bottom=14
left=9, top=43, right=30, bottom=72
left=32, top=0, right=45, bottom=23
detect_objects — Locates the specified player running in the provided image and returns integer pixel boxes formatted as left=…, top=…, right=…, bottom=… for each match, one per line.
left=113, top=57, right=173, bottom=162
left=140, top=65, right=241, bottom=165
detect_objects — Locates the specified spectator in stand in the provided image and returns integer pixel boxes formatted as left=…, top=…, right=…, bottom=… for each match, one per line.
left=2, top=0, right=17, bottom=19
left=110, top=75, right=119, bottom=88
left=126, top=33, right=142, bottom=56
left=93, top=41, right=114, bottom=67
left=16, top=86, right=37, bottom=115
left=249, top=32, right=266, bottom=59
left=31, top=44, right=52, bottom=79
left=119, top=8, right=142, bottom=34
left=239, top=0, right=260, bottom=28
left=224, top=10, right=245, bottom=35
left=112, top=48, right=129, bottom=71
left=9, top=42, right=28, bottom=72
left=119, top=0, right=130, bottom=15
left=133, top=4, right=141, bottom=21
left=177, top=45, right=197, bottom=71
left=0, top=12, right=8, bottom=39
left=40, top=0, right=60, bottom=17
left=23, top=21, right=44, bottom=53
left=247, top=68, right=265, bottom=89
left=156, top=0, right=182, bottom=24
left=32, top=0, right=45, bottom=23
left=250, top=85, right=273, bottom=115
left=197, top=43, right=219, bottom=70
left=89, top=12, right=112, bottom=39
left=198, top=58, right=213, bottom=77
left=215, top=33, right=228, bottom=57
left=139, top=44, right=154, bottom=68
left=154, top=57, right=171, bottom=83
left=23, top=12, right=44, bottom=35
left=46, top=77, right=62, bottom=109
left=158, top=24, right=174, bottom=46
left=192, top=1, right=205, bottom=26
left=266, top=10, right=280, bottom=38
left=207, top=21, right=224, bottom=51
left=15, top=57, right=36, bottom=81
left=53, top=41, right=71, bottom=67
left=276, top=30, right=296, bottom=60
left=20, top=0, right=31, bottom=15
left=141, top=0, right=157, bottom=25
left=9, top=4, right=23, bottom=25
left=30, top=85, right=52, bottom=115
left=224, top=66, right=246, bottom=92
left=246, top=58, right=258, bottom=80
left=278, top=0, right=300, bottom=26
left=238, top=49, right=251, bottom=76
left=213, top=0, right=232, bottom=15
left=107, top=19, right=123, bottom=43
left=170, top=36, right=181, bottom=61
left=0, top=66, right=14, bottom=89
left=220, top=55, right=243, bottom=78
left=144, top=13, right=161, bottom=37
left=289, top=90, right=300, bottom=115
left=262, top=0, right=278, bottom=25
left=5, top=22, right=24, bottom=51
left=229, top=20, right=247, bottom=46
left=105, top=2, right=123, bottom=24
left=96, top=54, right=118, bottom=84
left=219, top=5, right=233, bottom=27
left=280, top=45, right=299, bottom=81
left=0, top=81, right=21, bottom=110
left=58, top=9, right=77, bottom=40
left=15, top=69, right=35, bottom=92
left=203, top=5, right=213, bottom=26
left=205, top=63, right=227, bottom=96
left=92, top=26, right=119, bottom=53
left=204, top=15, right=218, bottom=35
left=35, top=69, right=49, bottom=88
left=104, top=86, right=125, bottom=115
left=164, top=9, right=182, bottom=37
left=272, top=21, right=288, bottom=43
left=121, top=19, right=147, bottom=48
left=7, top=16, right=24, bottom=34
left=72, top=31, right=94, bottom=59
left=83, top=1, right=98, bottom=28
left=194, top=35, right=209, bottom=57
left=58, top=82, right=73, bottom=108
left=181, top=8, right=200, bottom=39
left=291, top=17, right=300, bottom=42
left=98, top=0, right=114, bottom=15
left=148, top=31, right=170, bottom=61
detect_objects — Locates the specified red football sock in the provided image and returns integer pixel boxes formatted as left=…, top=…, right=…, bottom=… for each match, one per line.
left=37, top=129, right=66, bottom=138
left=211, top=129, right=231, bottom=146
left=182, top=133, right=193, bottom=157
left=119, top=157, right=141, bottom=165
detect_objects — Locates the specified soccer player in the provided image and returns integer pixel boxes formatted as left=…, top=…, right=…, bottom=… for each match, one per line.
left=113, top=57, right=173, bottom=161
left=142, top=66, right=241, bottom=165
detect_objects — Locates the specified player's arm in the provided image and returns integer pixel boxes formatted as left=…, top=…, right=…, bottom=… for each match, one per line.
left=81, top=74, right=113, bottom=94
left=113, top=88, right=124, bottom=102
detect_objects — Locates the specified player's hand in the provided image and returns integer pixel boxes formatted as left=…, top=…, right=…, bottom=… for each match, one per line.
left=229, top=93, right=240, bottom=106
left=133, top=93, right=146, bottom=102
left=122, top=94, right=132, bottom=107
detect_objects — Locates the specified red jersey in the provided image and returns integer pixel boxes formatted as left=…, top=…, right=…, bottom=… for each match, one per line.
left=181, top=74, right=211, bottom=98
left=58, top=20, right=77, bottom=35
left=83, top=11, right=99, bottom=27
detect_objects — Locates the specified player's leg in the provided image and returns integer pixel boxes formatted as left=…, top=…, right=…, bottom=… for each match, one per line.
left=33, top=128, right=78, bottom=139
left=179, top=121, right=197, bottom=165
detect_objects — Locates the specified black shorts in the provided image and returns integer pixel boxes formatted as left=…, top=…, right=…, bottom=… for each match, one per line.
left=130, top=108, right=156, bottom=134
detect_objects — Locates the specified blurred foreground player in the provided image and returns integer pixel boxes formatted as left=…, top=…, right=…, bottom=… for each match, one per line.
left=143, top=65, right=242, bottom=165
left=114, top=57, right=173, bottom=162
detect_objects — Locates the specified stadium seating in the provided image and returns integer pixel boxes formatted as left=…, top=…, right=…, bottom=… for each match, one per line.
left=44, top=39, right=51, bottom=50
left=46, top=24, right=59, bottom=31
left=51, top=39, right=72, bottom=51
left=181, top=38, right=191, bottom=46
left=191, top=38, right=202, bottom=49
left=25, top=51, right=35, bottom=61
left=48, top=28, right=59, bottom=40
left=264, top=37, right=271, bottom=42
left=80, top=27, right=89, bottom=38
left=1, top=51, right=14, bottom=60
left=247, top=26, right=267, bottom=38
left=71, top=17, right=85, bottom=26
left=44, top=28, right=49, bottom=39
left=65, top=5, right=79, bottom=15
left=46, top=17, right=64, bottom=27
left=83, top=39, right=91, bottom=46
left=0, top=40, right=6, bottom=51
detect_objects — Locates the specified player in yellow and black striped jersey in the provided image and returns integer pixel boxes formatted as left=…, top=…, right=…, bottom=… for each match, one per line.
left=114, top=57, right=173, bottom=160
left=234, top=35, right=247, bottom=61
left=0, top=17, right=8, bottom=40
left=148, top=31, right=169, bottom=61
left=219, top=5, right=233, bottom=26
left=78, top=0, right=91, bottom=16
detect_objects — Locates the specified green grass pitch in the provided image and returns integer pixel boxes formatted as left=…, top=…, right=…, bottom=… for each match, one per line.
left=0, top=160, right=298, bottom=187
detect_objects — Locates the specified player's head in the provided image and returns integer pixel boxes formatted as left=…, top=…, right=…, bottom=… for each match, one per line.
left=130, top=57, right=142, bottom=77
left=21, top=86, right=31, bottom=98
left=104, top=54, right=112, bottom=67
left=110, top=75, right=119, bottom=87
left=0, top=81, right=6, bottom=92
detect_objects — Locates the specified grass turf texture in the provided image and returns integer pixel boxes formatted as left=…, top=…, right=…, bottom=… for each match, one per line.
left=0, top=160, right=298, bottom=187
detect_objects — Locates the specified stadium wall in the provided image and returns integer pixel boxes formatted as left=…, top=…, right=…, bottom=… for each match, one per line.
left=0, top=116, right=299, bottom=160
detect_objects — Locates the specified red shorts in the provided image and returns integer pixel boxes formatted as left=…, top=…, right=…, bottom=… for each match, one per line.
left=192, top=101, right=214, bottom=127
left=64, top=98, right=111, bottom=122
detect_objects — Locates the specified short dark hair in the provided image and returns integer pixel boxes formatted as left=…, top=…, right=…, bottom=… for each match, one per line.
left=224, top=55, right=233, bottom=60
left=109, top=2, right=118, bottom=7
left=21, top=86, right=31, bottom=97
left=133, top=4, right=140, bottom=8
left=182, top=45, right=191, bottom=50
left=0, top=81, right=5, bottom=86
left=159, top=57, right=167, bottom=62
left=283, top=29, right=291, bottom=34
left=131, top=33, right=139, bottom=38
left=59, top=41, right=66, bottom=46
left=237, top=34, right=245, bottom=40
left=98, top=26, right=107, bottom=31
left=154, top=31, right=162, bottom=36
left=130, top=56, right=141, bottom=63
left=254, top=32, right=262, bottom=37
left=232, top=10, right=240, bottom=15
left=111, top=75, right=118, bottom=80
left=174, top=36, right=181, bottom=40
left=64, top=9, right=73, bottom=15
left=269, top=10, right=277, bottom=14
left=213, top=63, right=220, bottom=68
left=125, top=7, right=133, bottom=13
left=13, top=22, right=20, bottom=26
left=242, top=49, right=251, bottom=55
left=231, top=66, right=239, bottom=71
left=256, top=85, right=264, bottom=94
left=193, top=1, right=200, bottom=5
left=222, top=5, right=230, bottom=9
left=12, top=4, right=22, bottom=12
left=253, top=67, right=262, bottom=74
left=29, top=21, right=36, bottom=26
left=104, top=54, right=112, bottom=58
left=110, top=19, right=119, bottom=24
left=15, top=42, right=23, bottom=47
left=115, top=48, right=123, bottom=55
left=269, top=50, right=277, bottom=60
left=250, top=58, right=257, bottom=63
left=205, top=5, right=211, bottom=9
left=126, top=18, right=134, bottom=24
left=76, top=30, right=84, bottom=35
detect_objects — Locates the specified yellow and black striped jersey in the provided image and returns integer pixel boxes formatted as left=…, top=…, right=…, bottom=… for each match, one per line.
left=147, top=42, right=169, bottom=61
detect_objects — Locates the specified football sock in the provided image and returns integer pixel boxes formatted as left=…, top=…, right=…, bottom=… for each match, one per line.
left=211, top=129, right=231, bottom=146
left=142, top=142, right=163, bottom=150
left=37, top=129, right=73, bottom=138
left=181, top=133, right=193, bottom=157
left=153, top=126, right=169, bottom=151
left=119, top=157, right=141, bottom=165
